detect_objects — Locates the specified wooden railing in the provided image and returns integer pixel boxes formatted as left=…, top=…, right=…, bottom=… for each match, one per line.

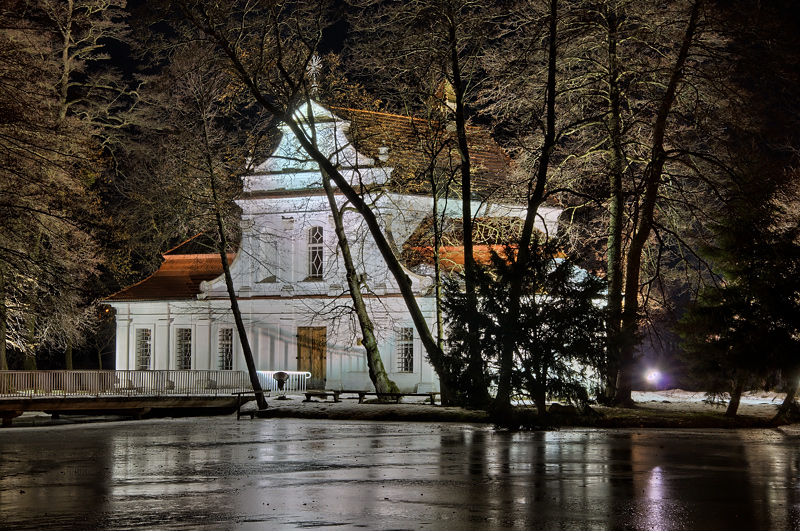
left=0, top=370, right=311, bottom=398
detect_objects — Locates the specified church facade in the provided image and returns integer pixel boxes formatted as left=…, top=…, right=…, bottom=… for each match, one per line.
left=106, top=101, right=560, bottom=392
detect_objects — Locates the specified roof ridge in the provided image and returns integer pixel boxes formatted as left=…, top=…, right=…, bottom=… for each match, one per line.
left=163, top=234, right=204, bottom=256
left=328, top=105, right=433, bottom=125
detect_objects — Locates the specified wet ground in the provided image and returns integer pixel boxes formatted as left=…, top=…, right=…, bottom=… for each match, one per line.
left=2, top=416, right=799, bottom=530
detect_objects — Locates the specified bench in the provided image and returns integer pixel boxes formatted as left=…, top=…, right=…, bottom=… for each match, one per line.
left=303, top=391, right=341, bottom=403
left=302, top=390, right=441, bottom=404
left=232, top=390, right=270, bottom=419
left=353, top=391, right=439, bottom=404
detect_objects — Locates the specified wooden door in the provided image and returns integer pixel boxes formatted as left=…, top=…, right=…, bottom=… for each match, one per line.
left=297, top=327, right=327, bottom=390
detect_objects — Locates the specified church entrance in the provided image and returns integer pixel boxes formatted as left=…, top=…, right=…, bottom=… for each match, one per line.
left=297, top=326, right=327, bottom=390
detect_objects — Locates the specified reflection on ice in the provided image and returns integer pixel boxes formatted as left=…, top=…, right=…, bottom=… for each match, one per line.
left=0, top=419, right=798, bottom=530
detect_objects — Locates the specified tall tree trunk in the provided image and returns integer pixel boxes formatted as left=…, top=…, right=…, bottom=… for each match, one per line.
left=0, top=270, right=7, bottom=371
left=428, top=158, right=455, bottom=404
left=493, top=0, right=558, bottom=417
left=449, top=20, right=489, bottom=408
left=65, top=342, right=73, bottom=371
left=24, top=309, right=38, bottom=370
left=432, top=191, right=444, bottom=351
left=603, top=4, right=625, bottom=403
left=57, top=0, right=74, bottom=123
left=615, top=0, right=702, bottom=407
left=533, top=368, right=548, bottom=420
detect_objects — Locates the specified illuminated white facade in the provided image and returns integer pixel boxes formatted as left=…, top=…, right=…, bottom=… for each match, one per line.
left=108, top=101, right=560, bottom=392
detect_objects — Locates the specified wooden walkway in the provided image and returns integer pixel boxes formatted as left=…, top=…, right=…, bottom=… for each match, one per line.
left=0, top=369, right=310, bottom=426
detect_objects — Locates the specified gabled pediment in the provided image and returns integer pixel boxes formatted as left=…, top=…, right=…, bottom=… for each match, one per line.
left=244, top=100, right=391, bottom=193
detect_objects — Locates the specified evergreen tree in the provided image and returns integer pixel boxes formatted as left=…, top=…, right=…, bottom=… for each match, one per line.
left=679, top=161, right=800, bottom=419
left=443, top=235, right=606, bottom=420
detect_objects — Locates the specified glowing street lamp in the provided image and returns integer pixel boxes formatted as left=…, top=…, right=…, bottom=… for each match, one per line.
left=646, top=370, right=661, bottom=385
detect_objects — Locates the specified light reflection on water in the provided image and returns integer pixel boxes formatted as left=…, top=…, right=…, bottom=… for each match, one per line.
left=1, top=419, right=798, bottom=529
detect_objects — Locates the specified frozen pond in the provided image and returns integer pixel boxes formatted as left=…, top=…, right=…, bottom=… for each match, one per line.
left=1, top=417, right=799, bottom=530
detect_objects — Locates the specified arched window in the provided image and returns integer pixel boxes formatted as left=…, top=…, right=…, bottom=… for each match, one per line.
left=308, top=226, right=324, bottom=279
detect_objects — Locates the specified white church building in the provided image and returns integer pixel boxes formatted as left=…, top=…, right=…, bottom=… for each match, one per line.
left=106, top=101, right=560, bottom=392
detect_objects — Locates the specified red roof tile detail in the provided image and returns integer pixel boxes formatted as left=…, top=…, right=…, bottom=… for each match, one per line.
left=404, top=245, right=515, bottom=271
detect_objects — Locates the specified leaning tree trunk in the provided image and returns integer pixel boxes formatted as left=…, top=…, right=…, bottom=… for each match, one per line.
left=186, top=15, right=455, bottom=404
left=214, top=210, right=267, bottom=410
left=603, top=4, right=625, bottom=403
left=204, top=139, right=267, bottom=410
left=320, top=167, right=398, bottom=395
left=302, top=98, right=398, bottom=395
left=771, top=369, right=800, bottom=425
left=725, top=378, right=745, bottom=417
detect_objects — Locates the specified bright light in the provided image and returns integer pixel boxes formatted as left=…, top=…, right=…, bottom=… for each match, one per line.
left=646, top=371, right=661, bottom=382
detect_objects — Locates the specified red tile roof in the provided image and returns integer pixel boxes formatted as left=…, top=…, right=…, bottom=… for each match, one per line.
left=105, top=253, right=234, bottom=301
left=106, top=235, right=236, bottom=302
left=329, top=106, right=518, bottom=201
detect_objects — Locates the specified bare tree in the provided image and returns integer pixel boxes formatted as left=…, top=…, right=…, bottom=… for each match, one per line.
left=347, top=0, right=510, bottom=406
left=613, top=0, right=704, bottom=405
left=494, top=0, right=714, bottom=407
left=36, top=0, right=130, bottom=122
left=124, top=43, right=270, bottom=408
left=0, top=2, right=105, bottom=369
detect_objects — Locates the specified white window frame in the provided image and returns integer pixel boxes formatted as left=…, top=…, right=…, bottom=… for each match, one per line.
left=218, top=327, right=234, bottom=371
left=396, top=327, right=414, bottom=373
left=135, top=327, right=153, bottom=370
left=307, top=226, right=324, bottom=280
left=175, top=327, right=193, bottom=370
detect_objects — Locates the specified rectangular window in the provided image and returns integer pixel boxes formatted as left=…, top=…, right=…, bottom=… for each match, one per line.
left=135, top=328, right=152, bottom=370
left=308, top=226, right=324, bottom=279
left=176, top=328, right=192, bottom=370
left=397, top=327, right=414, bottom=373
left=218, top=328, right=234, bottom=370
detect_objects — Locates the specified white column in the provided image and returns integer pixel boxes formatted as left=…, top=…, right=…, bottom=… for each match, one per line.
left=155, top=318, right=172, bottom=370
left=115, top=316, right=132, bottom=370
left=248, top=325, right=260, bottom=369
left=195, top=318, right=211, bottom=370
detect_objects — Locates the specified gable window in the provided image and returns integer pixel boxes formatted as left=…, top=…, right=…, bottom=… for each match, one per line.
left=396, top=327, right=414, bottom=373
left=218, top=327, right=234, bottom=370
left=135, top=328, right=152, bottom=370
left=308, top=226, right=324, bottom=279
left=258, top=236, right=278, bottom=283
left=176, top=328, right=192, bottom=370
